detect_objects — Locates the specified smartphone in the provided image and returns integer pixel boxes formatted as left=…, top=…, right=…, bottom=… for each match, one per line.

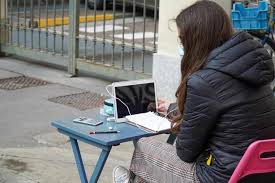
left=73, top=117, right=103, bottom=126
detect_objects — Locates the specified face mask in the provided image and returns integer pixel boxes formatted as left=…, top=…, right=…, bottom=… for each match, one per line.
left=178, top=44, right=184, bottom=57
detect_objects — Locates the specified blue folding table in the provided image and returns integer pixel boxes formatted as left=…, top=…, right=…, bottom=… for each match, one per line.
left=52, top=116, right=176, bottom=183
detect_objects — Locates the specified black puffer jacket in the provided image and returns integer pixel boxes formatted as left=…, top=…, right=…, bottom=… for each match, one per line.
left=176, top=31, right=275, bottom=183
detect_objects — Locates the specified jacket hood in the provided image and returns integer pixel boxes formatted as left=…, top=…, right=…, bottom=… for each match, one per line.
left=204, top=31, right=274, bottom=86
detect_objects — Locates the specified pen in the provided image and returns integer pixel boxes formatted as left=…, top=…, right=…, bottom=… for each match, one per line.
left=89, top=130, right=120, bottom=134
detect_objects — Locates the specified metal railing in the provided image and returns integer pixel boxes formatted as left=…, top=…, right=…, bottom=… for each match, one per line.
left=0, top=0, right=159, bottom=80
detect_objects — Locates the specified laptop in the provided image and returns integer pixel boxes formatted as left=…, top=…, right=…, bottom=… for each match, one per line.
left=112, top=79, right=158, bottom=123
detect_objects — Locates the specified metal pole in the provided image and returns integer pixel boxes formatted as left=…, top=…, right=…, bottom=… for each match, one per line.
left=121, top=0, right=126, bottom=69
left=68, top=0, right=79, bottom=76
left=0, top=0, right=3, bottom=46
left=0, top=0, right=8, bottom=53
left=0, top=1, right=2, bottom=45
left=93, top=0, right=97, bottom=62
left=102, top=0, right=107, bottom=64
left=53, top=0, right=57, bottom=53
left=24, top=0, right=27, bottom=48
left=10, top=0, right=13, bottom=45
left=131, top=0, right=136, bottom=71
left=46, top=0, right=49, bottom=52
left=61, top=0, right=65, bottom=55
left=111, top=0, right=116, bottom=66
left=3, top=0, right=8, bottom=46
left=153, top=0, right=158, bottom=53
left=38, top=0, right=41, bottom=50
left=30, top=0, right=34, bottom=49
left=142, top=0, right=147, bottom=73
left=16, top=0, right=19, bottom=47
left=84, top=0, right=88, bottom=59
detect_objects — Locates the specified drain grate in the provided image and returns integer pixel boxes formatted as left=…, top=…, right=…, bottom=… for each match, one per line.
left=48, top=92, right=106, bottom=111
left=0, top=76, right=49, bottom=90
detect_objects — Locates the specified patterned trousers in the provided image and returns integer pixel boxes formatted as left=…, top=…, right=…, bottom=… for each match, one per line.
left=130, top=137, right=200, bottom=183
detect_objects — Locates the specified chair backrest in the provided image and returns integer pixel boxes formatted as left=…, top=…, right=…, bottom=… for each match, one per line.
left=229, top=139, right=275, bottom=183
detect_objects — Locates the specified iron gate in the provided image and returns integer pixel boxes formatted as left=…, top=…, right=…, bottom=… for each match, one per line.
left=0, top=0, right=159, bottom=80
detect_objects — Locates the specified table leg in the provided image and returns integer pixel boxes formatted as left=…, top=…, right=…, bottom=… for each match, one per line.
left=70, top=137, right=88, bottom=183
left=89, top=147, right=112, bottom=183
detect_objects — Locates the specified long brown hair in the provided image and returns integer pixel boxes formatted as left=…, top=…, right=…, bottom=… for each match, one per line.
left=172, top=0, right=233, bottom=133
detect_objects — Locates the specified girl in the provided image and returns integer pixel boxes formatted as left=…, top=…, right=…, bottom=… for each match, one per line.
left=113, top=1, right=275, bottom=182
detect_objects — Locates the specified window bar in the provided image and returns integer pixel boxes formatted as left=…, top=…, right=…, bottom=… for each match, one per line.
left=84, top=0, right=88, bottom=59
left=30, top=0, right=34, bottom=49
left=38, top=0, right=41, bottom=50
left=131, top=0, right=136, bottom=71
left=46, top=0, right=49, bottom=52
left=102, top=0, right=107, bottom=64
left=153, top=0, right=158, bottom=53
left=142, top=0, right=147, bottom=73
left=61, top=0, right=65, bottom=55
left=53, top=0, right=56, bottom=53
left=23, top=0, right=26, bottom=48
left=16, top=0, right=19, bottom=47
left=111, top=0, right=116, bottom=66
left=121, top=0, right=126, bottom=69
left=93, top=0, right=97, bottom=62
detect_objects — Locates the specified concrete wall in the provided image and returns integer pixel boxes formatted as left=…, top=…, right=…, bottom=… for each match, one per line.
left=157, top=0, right=197, bottom=57
left=158, top=0, right=232, bottom=58
left=154, top=0, right=232, bottom=101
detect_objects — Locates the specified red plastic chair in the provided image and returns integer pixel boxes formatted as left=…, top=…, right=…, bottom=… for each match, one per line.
left=229, top=139, right=275, bottom=183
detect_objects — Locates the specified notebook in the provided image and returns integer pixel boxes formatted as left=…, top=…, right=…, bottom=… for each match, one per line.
left=126, top=112, right=172, bottom=133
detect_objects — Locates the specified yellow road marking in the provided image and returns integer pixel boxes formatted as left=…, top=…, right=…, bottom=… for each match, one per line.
left=34, top=14, right=113, bottom=28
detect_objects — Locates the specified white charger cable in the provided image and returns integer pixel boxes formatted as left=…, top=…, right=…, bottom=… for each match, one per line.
left=105, top=85, right=132, bottom=116
left=106, top=85, right=144, bottom=130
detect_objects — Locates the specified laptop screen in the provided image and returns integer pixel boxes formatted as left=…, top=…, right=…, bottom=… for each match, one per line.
left=115, top=82, right=156, bottom=119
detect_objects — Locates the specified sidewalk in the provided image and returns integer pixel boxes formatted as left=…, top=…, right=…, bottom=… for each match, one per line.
left=0, top=57, right=169, bottom=183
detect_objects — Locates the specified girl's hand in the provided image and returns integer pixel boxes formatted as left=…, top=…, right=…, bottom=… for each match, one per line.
left=157, top=99, right=171, bottom=114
